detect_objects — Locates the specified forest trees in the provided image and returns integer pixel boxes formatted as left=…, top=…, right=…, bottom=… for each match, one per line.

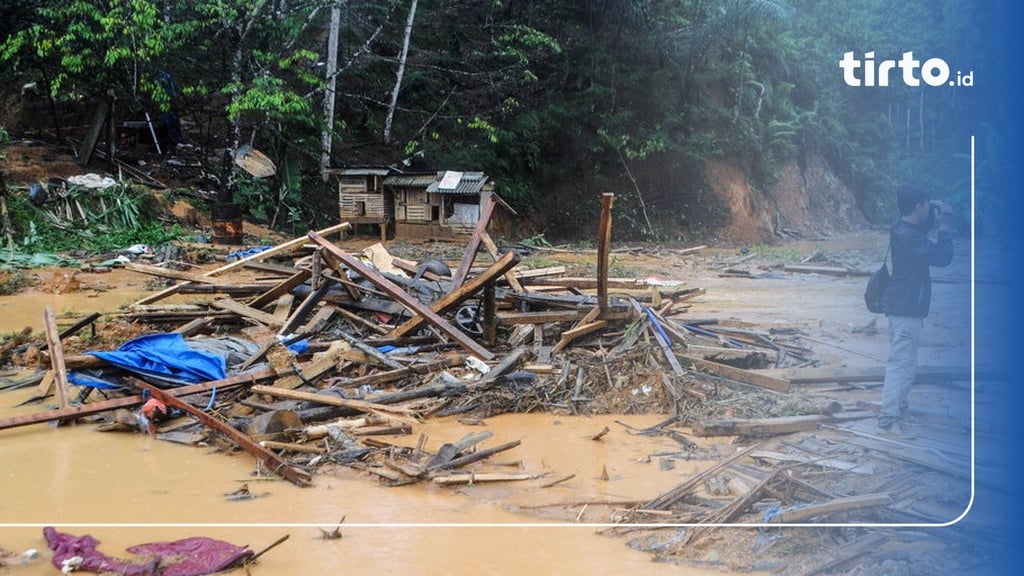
left=0, top=0, right=1006, bottom=238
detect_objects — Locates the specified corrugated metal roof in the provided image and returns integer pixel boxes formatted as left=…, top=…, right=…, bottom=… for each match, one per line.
left=426, top=171, right=488, bottom=195
left=383, top=173, right=438, bottom=187
left=328, top=167, right=394, bottom=177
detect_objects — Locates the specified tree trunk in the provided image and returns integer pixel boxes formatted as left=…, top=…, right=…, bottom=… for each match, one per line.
left=383, top=0, right=418, bottom=144
left=321, top=4, right=341, bottom=181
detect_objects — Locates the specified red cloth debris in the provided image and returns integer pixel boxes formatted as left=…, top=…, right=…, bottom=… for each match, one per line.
left=43, top=527, right=253, bottom=576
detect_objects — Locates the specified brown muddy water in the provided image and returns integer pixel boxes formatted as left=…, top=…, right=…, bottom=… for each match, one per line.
left=0, top=407, right=722, bottom=576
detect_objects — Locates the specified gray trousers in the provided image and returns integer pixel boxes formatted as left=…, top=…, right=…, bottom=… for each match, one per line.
left=879, top=315, right=923, bottom=427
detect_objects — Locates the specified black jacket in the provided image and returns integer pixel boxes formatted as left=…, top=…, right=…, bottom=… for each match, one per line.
left=882, top=219, right=954, bottom=318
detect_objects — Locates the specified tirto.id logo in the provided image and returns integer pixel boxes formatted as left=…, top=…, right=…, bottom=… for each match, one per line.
left=840, top=51, right=974, bottom=87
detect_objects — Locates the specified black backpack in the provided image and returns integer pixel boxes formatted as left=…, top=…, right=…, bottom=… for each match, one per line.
left=864, top=243, right=890, bottom=314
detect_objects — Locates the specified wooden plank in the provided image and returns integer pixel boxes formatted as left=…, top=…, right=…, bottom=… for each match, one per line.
left=386, top=250, right=520, bottom=339
left=513, top=266, right=567, bottom=279
left=770, top=493, right=891, bottom=523
left=750, top=450, right=873, bottom=475
left=271, top=343, right=351, bottom=389
left=212, top=298, right=285, bottom=328
left=39, top=312, right=101, bottom=351
left=42, top=307, right=71, bottom=411
left=125, top=263, right=230, bottom=284
left=452, top=195, right=498, bottom=286
left=0, top=368, right=277, bottom=432
left=434, top=472, right=534, bottom=486
left=426, top=431, right=494, bottom=470
left=251, top=385, right=416, bottom=423
left=596, top=193, right=614, bottom=316
left=676, top=354, right=790, bottom=392
left=480, top=231, right=524, bottom=293
left=277, top=281, right=330, bottom=336
left=551, top=320, right=607, bottom=354
left=248, top=270, right=312, bottom=310
left=644, top=444, right=761, bottom=510
left=132, top=379, right=312, bottom=487
left=271, top=294, right=295, bottom=322
left=497, top=310, right=591, bottom=324
left=754, top=364, right=978, bottom=385
left=691, top=415, right=825, bottom=437
left=310, top=231, right=495, bottom=360
left=133, top=222, right=349, bottom=306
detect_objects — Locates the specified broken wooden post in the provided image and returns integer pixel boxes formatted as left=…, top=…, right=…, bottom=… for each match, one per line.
left=452, top=194, right=498, bottom=286
left=597, top=193, right=614, bottom=316
left=309, top=231, right=495, bottom=360
left=42, top=307, right=71, bottom=412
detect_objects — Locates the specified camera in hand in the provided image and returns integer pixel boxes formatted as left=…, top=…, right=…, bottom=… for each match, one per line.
left=930, top=200, right=952, bottom=217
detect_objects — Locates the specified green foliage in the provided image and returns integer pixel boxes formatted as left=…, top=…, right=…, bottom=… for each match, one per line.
left=0, top=0, right=1000, bottom=241
left=4, top=182, right=182, bottom=254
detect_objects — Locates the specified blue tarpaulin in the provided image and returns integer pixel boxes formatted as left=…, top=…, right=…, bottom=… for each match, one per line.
left=86, top=333, right=227, bottom=385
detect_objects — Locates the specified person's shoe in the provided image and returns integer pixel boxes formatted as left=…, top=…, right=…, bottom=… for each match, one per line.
left=876, top=422, right=916, bottom=440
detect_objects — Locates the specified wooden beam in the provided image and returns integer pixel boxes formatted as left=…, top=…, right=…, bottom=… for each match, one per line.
left=132, top=222, right=349, bottom=306
left=132, top=380, right=312, bottom=487
left=309, top=231, right=495, bottom=360
left=212, top=298, right=284, bottom=328
left=551, top=320, right=606, bottom=354
left=251, top=385, right=416, bottom=423
left=0, top=368, right=277, bottom=432
left=480, top=231, right=524, bottom=292
left=770, top=493, right=891, bottom=523
left=248, top=269, right=312, bottom=310
left=753, top=364, right=979, bottom=385
left=691, top=415, right=825, bottom=437
left=551, top=306, right=603, bottom=355
left=677, top=354, right=790, bottom=392
left=386, top=250, right=520, bottom=339
left=452, top=195, right=498, bottom=286
left=125, top=263, right=231, bottom=284
left=433, top=472, right=534, bottom=486
left=596, top=193, right=614, bottom=316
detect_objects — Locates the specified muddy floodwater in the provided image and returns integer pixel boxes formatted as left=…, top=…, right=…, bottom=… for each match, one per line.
left=1, top=404, right=729, bottom=575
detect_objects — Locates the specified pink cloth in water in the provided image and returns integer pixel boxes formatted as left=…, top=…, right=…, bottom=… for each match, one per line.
left=44, top=527, right=253, bottom=576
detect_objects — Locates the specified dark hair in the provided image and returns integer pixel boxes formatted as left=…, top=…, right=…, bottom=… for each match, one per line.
left=896, top=184, right=929, bottom=216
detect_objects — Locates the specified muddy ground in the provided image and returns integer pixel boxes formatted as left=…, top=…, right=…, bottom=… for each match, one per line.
left=0, top=208, right=997, bottom=576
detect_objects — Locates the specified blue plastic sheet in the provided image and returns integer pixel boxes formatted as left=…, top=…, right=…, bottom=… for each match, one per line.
left=87, top=333, right=227, bottom=385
